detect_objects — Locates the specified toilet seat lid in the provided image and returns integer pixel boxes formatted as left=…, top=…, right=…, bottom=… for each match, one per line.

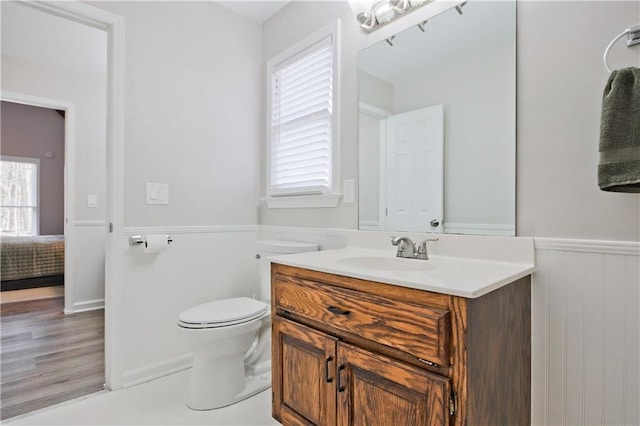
left=178, top=297, right=267, bottom=326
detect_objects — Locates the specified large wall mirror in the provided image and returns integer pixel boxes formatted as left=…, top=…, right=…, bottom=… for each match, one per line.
left=358, top=1, right=516, bottom=236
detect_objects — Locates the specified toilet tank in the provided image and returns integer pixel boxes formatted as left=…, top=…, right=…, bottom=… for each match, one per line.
left=257, top=240, right=318, bottom=301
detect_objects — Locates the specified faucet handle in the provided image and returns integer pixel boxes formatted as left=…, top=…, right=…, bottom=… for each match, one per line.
left=417, top=238, right=439, bottom=260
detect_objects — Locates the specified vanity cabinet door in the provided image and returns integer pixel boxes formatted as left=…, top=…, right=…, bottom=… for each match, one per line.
left=273, top=316, right=338, bottom=426
left=336, top=342, right=451, bottom=426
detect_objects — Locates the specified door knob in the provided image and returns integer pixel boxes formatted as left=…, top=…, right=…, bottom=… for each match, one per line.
left=430, top=219, right=440, bottom=227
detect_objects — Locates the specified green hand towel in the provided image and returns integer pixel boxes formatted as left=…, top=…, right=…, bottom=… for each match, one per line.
left=598, top=67, right=640, bottom=193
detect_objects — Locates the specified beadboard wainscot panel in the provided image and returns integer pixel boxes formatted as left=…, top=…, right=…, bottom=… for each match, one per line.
left=532, top=238, right=639, bottom=426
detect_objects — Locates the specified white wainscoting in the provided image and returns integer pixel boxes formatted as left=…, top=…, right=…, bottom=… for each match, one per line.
left=532, top=238, right=639, bottom=426
left=112, top=224, right=640, bottom=421
left=117, top=226, right=260, bottom=388
left=65, top=220, right=106, bottom=313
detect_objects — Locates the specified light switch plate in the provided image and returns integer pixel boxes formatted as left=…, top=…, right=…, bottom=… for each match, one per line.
left=87, top=194, right=98, bottom=208
left=146, top=183, right=169, bottom=205
left=343, top=179, right=355, bottom=203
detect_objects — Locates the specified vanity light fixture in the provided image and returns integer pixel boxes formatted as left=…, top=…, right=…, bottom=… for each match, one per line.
left=349, top=0, right=466, bottom=32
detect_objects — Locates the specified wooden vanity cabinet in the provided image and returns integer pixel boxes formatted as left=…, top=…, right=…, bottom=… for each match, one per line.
left=271, top=263, right=531, bottom=426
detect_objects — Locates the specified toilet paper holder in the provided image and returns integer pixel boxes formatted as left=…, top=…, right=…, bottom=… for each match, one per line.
left=129, top=235, right=173, bottom=247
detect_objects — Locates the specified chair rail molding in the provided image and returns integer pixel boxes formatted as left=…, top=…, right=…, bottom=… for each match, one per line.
left=122, top=225, right=259, bottom=235
left=535, top=237, right=640, bottom=256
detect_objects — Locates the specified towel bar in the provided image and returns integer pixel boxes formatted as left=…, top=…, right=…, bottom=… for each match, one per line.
left=603, top=24, right=640, bottom=73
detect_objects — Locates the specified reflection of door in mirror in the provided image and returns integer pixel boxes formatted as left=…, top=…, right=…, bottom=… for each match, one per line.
left=386, top=106, right=443, bottom=233
left=359, top=104, right=444, bottom=233
left=357, top=1, right=516, bottom=236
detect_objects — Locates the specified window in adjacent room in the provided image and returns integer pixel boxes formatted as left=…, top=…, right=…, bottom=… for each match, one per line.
left=266, top=21, right=340, bottom=208
left=1, top=156, right=39, bottom=236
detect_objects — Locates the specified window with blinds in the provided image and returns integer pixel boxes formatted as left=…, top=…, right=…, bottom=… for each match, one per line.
left=269, top=35, right=334, bottom=197
left=1, top=156, right=39, bottom=236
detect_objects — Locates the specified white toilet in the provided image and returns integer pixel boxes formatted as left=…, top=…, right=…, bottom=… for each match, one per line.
left=177, top=240, right=318, bottom=410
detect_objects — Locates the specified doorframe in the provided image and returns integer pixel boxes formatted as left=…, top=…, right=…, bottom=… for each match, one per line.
left=0, top=93, right=77, bottom=312
left=10, top=0, right=126, bottom=390
left=359, top=102, right=391, bottom=231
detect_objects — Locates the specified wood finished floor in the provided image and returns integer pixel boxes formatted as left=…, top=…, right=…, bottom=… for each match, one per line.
left=0, top=296, right=105, bottom=420
left=0, top=286, right=64, bottom=304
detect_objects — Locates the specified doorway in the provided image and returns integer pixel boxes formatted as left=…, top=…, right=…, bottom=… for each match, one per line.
left=0, top=50, right=106, bottom=426
left=1, top=102, right=66, bottom=298
left=0, top=0, right=124, bottom=417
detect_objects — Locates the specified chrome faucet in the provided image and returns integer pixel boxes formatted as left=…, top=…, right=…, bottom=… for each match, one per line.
left=391, top=236, right=417, bottom=259
left=391, top=236, right=439, bottom=260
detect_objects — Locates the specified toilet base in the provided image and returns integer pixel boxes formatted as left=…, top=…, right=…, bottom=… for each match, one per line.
left=186, top=368, right=271, bottom=411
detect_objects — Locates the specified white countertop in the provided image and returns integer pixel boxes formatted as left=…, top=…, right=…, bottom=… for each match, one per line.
left=269, top=247, right=535, bottom=299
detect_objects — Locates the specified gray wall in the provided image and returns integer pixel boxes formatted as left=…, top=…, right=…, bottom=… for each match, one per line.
left=260, top=1, right=359, bottom=228
left=517, top=1, right=639, bottom=241
left=261, top=0, right=640, bottom=242
left=94, top=1, right=262, bottom=228
left=89, top=0, right=265, bottom=384
left=1, top=101, right=65, bottom=235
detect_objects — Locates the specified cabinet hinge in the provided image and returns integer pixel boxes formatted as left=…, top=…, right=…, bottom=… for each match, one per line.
left=449, top=391, right=457, bottom=416
left=417, top=358, right=440, bottom=368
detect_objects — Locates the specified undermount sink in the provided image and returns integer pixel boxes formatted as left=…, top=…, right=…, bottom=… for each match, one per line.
left=336, top=256, right=433, bottom=272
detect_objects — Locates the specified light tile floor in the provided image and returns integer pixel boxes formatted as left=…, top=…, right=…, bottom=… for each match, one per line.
left=5, top=370, right=280, bottom=425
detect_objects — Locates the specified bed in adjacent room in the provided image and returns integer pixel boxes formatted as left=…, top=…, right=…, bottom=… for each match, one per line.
left=1, top=235, right=65, bottom=291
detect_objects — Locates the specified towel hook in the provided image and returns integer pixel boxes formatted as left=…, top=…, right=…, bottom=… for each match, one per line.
left=603, top=24, right=640, bottom=73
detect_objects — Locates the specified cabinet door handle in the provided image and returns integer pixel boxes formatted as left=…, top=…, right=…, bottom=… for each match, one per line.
left=325, top=357, right=333, bottom=383
left=337, top=365, right=346, bottom=392
left=327, top=306, right=350, bottom=316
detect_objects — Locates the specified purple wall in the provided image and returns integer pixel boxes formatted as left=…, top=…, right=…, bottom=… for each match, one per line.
left=1, top=101, right=65, bottom=235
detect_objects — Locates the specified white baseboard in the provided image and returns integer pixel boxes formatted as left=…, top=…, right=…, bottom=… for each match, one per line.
left=64, top=298, right=104, bottom=314
left=122, top=353, right=193, bottom=389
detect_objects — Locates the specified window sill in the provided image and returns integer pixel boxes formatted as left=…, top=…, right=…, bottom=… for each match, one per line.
left=263, top=193, right=343, bottom=209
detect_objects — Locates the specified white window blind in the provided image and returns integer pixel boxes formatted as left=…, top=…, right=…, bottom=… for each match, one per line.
left=1, top=157, right=39, bottom=236
left=270, top=36, right=333, bottom=196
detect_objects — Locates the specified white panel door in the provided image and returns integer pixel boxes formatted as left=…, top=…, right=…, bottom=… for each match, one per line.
left=385, top=105, right=444, bottom=233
